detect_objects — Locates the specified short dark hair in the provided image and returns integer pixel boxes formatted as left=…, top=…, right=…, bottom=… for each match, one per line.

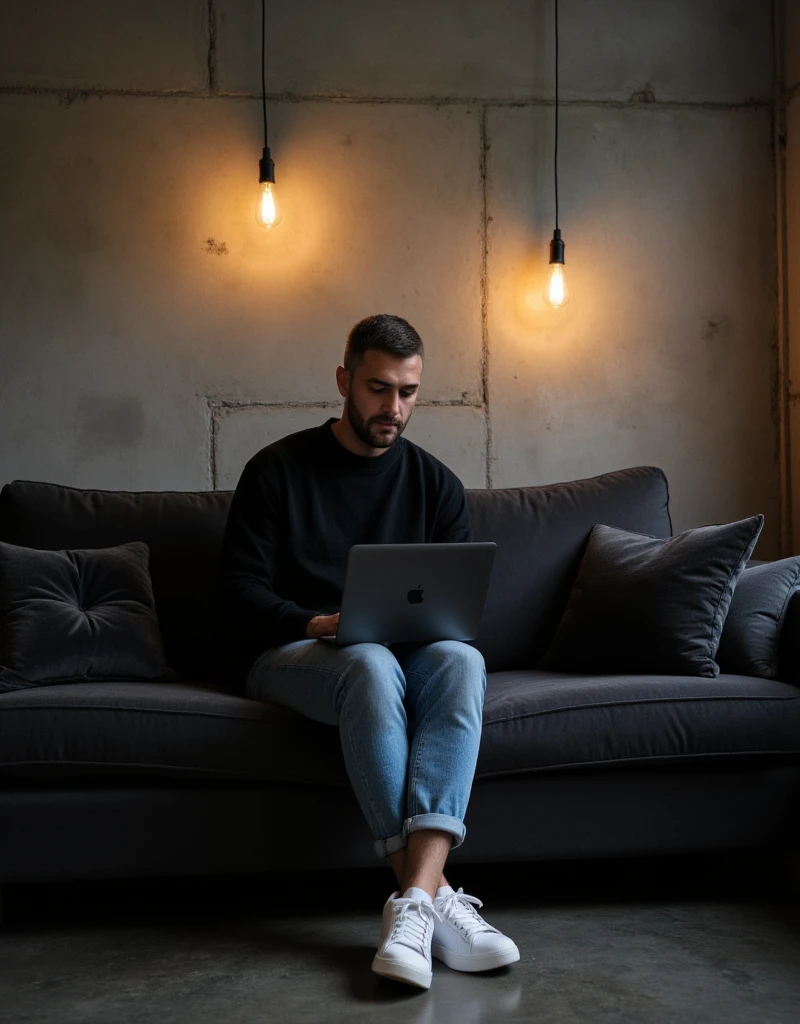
left=343, top=314, right=424, bottom=374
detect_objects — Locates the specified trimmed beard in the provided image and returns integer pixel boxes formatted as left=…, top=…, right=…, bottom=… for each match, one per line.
left=346, top=394, right=407, bottom=449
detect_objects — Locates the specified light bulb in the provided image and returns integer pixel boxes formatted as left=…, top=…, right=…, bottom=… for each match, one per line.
left=256, top=181, right=281, bottom=229
left=256, top=146, right=281, bottom=229
left=544, top=262, right=569, bottom=309
left=543, top=228, right=569, bottom=308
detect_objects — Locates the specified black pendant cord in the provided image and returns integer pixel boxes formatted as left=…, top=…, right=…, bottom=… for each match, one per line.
left=261, top=0, right=268, bottom=149
left=554, top=0, right=559, bottom=232
left=257, top=0, right=274, bottom=183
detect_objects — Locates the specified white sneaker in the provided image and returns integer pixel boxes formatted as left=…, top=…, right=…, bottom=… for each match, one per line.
left=371, top=888, right=443, bottom=990
left=431, top=886, right=521, bottom=972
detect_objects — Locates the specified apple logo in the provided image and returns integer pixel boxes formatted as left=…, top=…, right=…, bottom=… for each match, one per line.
left=407, top=584, right=424, bottom=605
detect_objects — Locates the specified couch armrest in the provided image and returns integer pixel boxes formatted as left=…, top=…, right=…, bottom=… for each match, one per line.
left=779, top=590, right=800, bottom=686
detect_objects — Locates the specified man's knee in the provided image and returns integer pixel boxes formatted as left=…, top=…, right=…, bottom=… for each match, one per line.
left=336, top=642, right=405, bottom=694
left=419, top=642, right=487, bottom=704
left=425, top=640, right=486, bottom=675
left=340, top=641, right=401, bottom=673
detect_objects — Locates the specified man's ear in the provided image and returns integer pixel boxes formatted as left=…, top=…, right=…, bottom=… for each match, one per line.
left=335, top=366, right=350, bottom=397
left=335, top=365, right=350, bottom=399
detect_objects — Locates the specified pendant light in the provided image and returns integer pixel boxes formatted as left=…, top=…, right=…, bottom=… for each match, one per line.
left=255, top=0, right=281, bottom=228
left=544, top=0, right=569, bottom=308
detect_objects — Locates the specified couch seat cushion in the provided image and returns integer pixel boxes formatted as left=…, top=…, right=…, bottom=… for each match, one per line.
left=0, top=681, right=348, bottom=784
left=1, top=672, right=798, bottom=783
left=479, top=671, right=800, bottom=776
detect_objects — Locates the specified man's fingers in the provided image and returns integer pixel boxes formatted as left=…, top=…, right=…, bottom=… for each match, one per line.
left=308, top=612, right=340, bottom=639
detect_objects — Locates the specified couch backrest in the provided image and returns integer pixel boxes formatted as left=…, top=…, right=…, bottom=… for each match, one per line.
left=466, top=466, right=671, bottom=671
left=0, top=465, right=671, bottom=679
left=0, top=480, right=233, bottom=683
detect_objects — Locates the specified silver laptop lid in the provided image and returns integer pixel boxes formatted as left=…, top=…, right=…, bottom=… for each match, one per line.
left=333, top=542, right=497, bottom=646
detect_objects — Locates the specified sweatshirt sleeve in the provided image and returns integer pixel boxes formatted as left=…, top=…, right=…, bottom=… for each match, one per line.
left=215, top=457, right=320, bottom=650
left=431, top=469, right=473, bottom=543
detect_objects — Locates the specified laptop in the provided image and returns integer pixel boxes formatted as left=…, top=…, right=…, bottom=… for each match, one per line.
left=319, top=542, right=497, bottom=646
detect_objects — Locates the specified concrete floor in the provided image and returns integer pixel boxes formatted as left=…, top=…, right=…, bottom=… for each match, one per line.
left=3, top=857, right=800, bottom=1024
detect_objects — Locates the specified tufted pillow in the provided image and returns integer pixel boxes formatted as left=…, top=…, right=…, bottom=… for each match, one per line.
left=0, top=539, right=176, bottom=692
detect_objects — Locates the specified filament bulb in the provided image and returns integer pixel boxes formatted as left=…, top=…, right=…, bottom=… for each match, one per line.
left=256, top=181, right=281, bottom=229
left=544, top=262, right=569, bottom=309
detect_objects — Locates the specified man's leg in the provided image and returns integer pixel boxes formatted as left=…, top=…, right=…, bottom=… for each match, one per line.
left=388, top=833, right=452, bottom=894
left=382, top=642, right=520, bottom=977
left=245, top=639, right=411, bottom=856
left=390, top=639, right=487, bottom=898
left=387, top=843, right=448, bottom=892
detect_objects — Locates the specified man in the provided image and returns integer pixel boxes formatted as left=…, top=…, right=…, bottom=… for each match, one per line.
left=216, top=314, right=519, bottom=990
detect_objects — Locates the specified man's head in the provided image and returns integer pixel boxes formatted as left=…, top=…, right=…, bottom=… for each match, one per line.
left=336, top=314, right=424, bottom=450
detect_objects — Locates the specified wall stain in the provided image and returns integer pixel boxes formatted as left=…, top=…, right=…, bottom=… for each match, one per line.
left=630, top=82, right=656, bottom=103
left=57, top=90, right=96, bottom=107
left=702, top=316, right=731, bottom=340
left=204, top=237, right=228, bottom=255
left=74, top=394, right=145, bottom=453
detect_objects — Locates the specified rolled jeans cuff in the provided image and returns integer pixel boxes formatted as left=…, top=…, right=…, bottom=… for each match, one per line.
left=373, top=814, right=467, bottom=859
left=404, top=813, right=466, bottom=849
left=373, top=832, right=408, bottom=858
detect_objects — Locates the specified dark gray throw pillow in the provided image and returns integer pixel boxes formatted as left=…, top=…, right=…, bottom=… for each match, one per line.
left=538, top=515, right=764, bottom=677
left=717, top=557, right=800, bottom=679
left=0, top=539, right=177, bottom=692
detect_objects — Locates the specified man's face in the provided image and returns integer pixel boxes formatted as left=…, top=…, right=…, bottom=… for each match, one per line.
left=341, top=349, right=423, bottom=449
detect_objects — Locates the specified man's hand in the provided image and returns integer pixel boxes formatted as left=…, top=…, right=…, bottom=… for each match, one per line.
left=306, top=612, right=340, bottom=639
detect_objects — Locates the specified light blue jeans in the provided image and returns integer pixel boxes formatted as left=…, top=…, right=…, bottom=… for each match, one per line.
left=245, top=638, right=487, bottom=858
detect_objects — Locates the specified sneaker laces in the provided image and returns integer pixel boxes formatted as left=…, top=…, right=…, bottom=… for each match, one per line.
left=388, top=897, right=442, bottom=956
left=436, top=888, right=500, bottom=939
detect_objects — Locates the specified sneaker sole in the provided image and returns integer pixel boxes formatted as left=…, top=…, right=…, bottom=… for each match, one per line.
left=431, top=941, right=520, bottom=972
left=371, top=952, right=432, bottom=989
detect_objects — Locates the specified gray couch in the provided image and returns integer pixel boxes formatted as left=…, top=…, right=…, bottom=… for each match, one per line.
left=1, top=466, right=798, bottom=889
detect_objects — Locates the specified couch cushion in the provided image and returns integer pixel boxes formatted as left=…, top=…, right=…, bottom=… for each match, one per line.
left=1, top=670, right=797, bottom=783
left=467, top=466, right=671, bottom=671
left=718, top=557, right=800, bottom=680
left=478, top=670, right=800, bottom=776
left=0, top=681, right=349, bottom=784
left=538, top=516, right=764, bottom=678
left=0, top=481, right=233, bottom=686
left=0, top=539, right=176, bottom=692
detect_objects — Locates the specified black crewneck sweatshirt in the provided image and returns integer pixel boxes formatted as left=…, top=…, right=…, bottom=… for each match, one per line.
left=214, top=417, right=472, bottom=685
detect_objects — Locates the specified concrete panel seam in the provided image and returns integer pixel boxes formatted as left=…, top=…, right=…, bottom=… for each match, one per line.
left=0, top=84, right=773, bottom=112
left=206, top=398, right=485, bottom=410
left=203, top=393, right=215, bottom=491
left=479, top=103, right=492, bottom=491
left=209, top=399, right=218, bottom=492
left=0, top=84, right=214, bottom=103
left=205, top=396, right=487, bottom=490
left=207, top=0, right=218, bottom=94
left=479, top=97, right=772, bottom=113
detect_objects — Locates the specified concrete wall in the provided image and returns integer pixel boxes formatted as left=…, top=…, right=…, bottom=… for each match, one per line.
left=0, top=1, right=781, bottom=556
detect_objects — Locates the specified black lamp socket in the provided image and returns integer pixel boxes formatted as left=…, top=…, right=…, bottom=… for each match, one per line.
left=549, top=228, right=566, bottom=265
left=259, top=147, right=275, bottom=184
